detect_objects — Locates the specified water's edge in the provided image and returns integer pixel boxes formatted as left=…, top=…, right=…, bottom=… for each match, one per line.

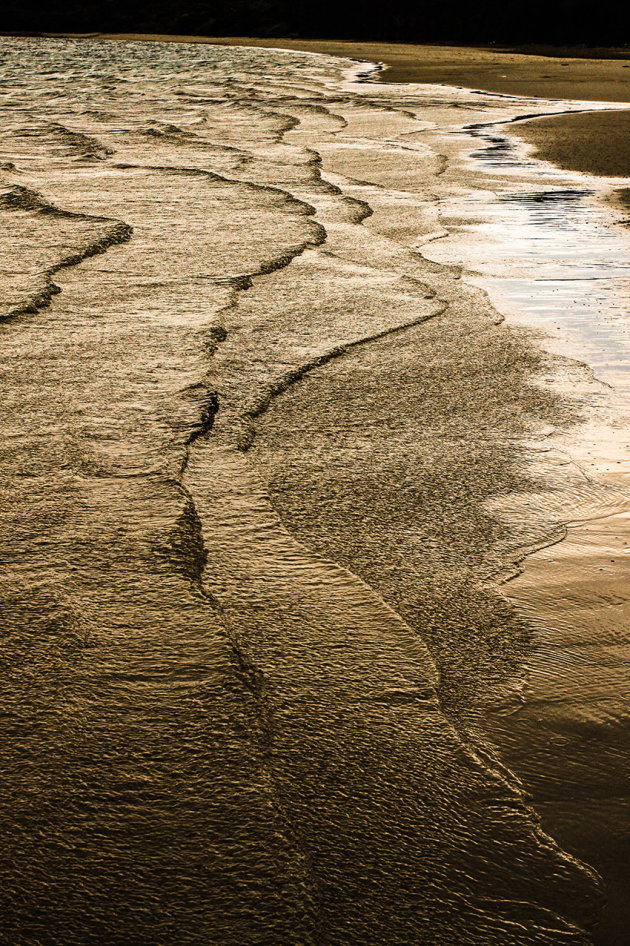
left=1, top=37, right=627, bottom=944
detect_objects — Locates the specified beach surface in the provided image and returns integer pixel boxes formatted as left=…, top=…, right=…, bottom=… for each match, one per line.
left=513, top=108, right=630, bottom=177
left=0, top=35, right=629, bottom=946
left=46, top=34, right=630, bottom=101
left=46, top=34, right=630, bottom=183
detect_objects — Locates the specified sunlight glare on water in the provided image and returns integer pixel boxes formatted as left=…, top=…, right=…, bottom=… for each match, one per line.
left=424, top=131, right=630, bottom=387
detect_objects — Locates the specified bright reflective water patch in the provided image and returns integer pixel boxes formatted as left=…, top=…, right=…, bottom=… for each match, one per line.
left=424, top=168, right=630, bottom=389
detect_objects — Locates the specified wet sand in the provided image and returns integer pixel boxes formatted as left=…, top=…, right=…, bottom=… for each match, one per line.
left=41, top=34, right=630, bottom=102
left=2, top=34, right=629, bottom=945
left=513, top=109, right=630, bottom=178
left=613, top=187, right=630, bottom=217
left=42, top=34, right=630, bottom=183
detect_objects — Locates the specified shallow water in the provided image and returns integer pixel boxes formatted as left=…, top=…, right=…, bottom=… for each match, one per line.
left=425, top=121, right=630, bottom=387
left=421, top=107, right=630, bottom=946
left=0, top=36, right=624, bottom=945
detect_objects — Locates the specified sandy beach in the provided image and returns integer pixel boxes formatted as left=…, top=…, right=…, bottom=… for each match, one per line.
left=45, top=33, right=630, bottom=101
left=513, top=108, right=630, bottom=177
left=45, top=33, right=630, bottom=182
left=0, top=34, right=629, bottom=946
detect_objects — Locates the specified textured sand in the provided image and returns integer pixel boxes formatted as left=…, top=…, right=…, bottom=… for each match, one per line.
left=7, top=33, right=630, bottom=944
left=47, top=34, right=630, bottom=102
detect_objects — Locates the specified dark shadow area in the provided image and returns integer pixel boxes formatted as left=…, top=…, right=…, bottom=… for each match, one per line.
left=2, top=0, right=630, bottom=47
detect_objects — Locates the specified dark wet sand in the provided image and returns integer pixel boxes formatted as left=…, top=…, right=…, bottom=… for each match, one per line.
left=513, top=109, right=630, bottom=178
left=279, top=40, right=630, bottom=102
left=613, top=187, right=630, bottom=217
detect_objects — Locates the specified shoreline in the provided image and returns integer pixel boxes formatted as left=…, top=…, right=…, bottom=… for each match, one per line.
left=17, top=32, right=630, bottom=101
left=512, top=108, right=630, bottom=178
left=17, top=33, right=630, bottom=181
left=1, top=34, right=629, bottom=943
left=413, top=79, right=630, bottom=944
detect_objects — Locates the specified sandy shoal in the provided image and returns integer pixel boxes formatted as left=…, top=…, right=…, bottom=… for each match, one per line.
left=12, top=31, right=630, bottom=940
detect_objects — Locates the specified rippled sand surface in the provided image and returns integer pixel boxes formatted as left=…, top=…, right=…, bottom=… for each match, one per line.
left=73, top=36, right=630, bottom=102
left=1, top=36, right=628, bottom=945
